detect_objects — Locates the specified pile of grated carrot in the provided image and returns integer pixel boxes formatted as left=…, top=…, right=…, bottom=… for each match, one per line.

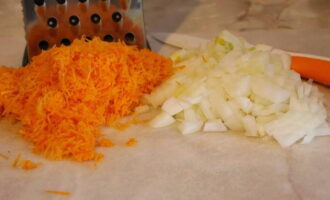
left=0, top=38, right=173, bottom=161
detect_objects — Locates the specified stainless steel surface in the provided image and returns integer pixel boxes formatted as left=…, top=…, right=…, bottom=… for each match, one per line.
left=22, top=0, right=147, bottom=60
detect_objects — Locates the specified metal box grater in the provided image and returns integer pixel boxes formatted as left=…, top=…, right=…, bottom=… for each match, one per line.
left=22, top=0, right=147, bottom=64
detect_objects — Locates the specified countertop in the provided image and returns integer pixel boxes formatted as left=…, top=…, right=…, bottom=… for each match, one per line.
left=0, top=1, right=330, bottom=200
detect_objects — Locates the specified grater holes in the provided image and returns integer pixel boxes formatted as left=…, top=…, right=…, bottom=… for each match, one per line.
left=47, top=17, right=57, bottom=28
left=39, top=41, right=49, bottom=50
left=61, top=39, right=71, bottom=46
left=34, top=0, right=45, bottom=6
left=85, top=36, right=92, bottom=42
left=125, top=32, right=135, bottom=45
left=103, top=35, right=114, bottom=42
left=69, top=16, right=80, bottom=26
left=56, top=0, right=66, bottom=4
left=112, top=12, right=122, bottom=23
left=91, top=14, right=101, bottom=24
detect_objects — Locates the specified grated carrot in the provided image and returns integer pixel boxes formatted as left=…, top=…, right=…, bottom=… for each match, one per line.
left=125, top=138, right=137, bottom=146
left=110, top=121, right=131, bottom=131
left=0, top=38, right=173, bottom=161
left=12, top=153, right=21, bottom=167
left=109, top=116, right=147, bottom=131
left=0, top=153, right=9, bottom=160
left=11, top=153, right=42, bottom=170
left=45, top=190, right=71, bottom=195
left=174, top=65, right=186, bottom=71
left=96, top=138, right=114, bottom=147
left=109, top=110, right=148, bottom=131
left=20, top=160, right=42, bottom=170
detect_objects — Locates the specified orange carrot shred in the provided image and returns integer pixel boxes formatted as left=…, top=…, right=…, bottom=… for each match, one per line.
left=93, top=153, right=104, bottom=167
left=12, top=153, right=21, bottom=168
left=174, top=65, right=186, bottom=71
left=110, top=121, right=131, bottom=131
left=11, top=153, right=41, bottom=170
left=131, top=119, right=148, bottom=125
left=125, top=138, right=137, bottom=147
left=0, top=38, right=173, bottom=161
left=20, top=160, right=42, bottom=170
left=0, top=153, right=9, bottom=160
left=291, top=56, right=330, bottom=86
left=96, top=138, right=114, bottom=147
left=45, top=190, right=71, bottom=195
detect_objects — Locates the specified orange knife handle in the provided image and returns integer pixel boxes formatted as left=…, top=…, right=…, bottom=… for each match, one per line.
left=291, top=56, right=330, bottom=86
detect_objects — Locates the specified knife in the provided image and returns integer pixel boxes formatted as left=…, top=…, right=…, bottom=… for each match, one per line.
left=152, top=32, right=330, bottom=86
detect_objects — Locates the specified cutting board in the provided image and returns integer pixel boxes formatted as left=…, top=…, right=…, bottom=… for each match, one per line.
left=0, top=40, right=330, bottom=200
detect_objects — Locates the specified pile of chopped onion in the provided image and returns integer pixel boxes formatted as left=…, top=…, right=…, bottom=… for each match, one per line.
left=144, top=31, right=330, bottom=147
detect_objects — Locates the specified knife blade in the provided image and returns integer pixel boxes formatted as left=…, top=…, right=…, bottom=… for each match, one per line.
left=152, top=32, right=208, bottom=49
left=152, top=32, right=330, bottom=86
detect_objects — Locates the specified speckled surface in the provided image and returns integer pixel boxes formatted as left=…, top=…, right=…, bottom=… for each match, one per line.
left=0, top=1, right=329, bottom=200
left=144, top=0, right=330, bottom=57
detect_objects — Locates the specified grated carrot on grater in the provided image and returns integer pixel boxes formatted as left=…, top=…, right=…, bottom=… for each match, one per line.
left=0, top=38, right=173, bottom=161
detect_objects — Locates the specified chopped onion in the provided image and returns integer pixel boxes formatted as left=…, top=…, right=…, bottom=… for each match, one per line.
left=251, top=77, right=290, bottom=104
left=149, top=111, right=176, bottom=128
left=134, top=105, right=150, bottom=114
left=242, top=115, right=258, bottom=137
left=161, top=97, right=184, bottom=115
left=233, top=97, right=253, bottom=114
left=203, top=119, right=227, bottom=132
left=144, top=30, right=329, bottom=146
left=178, top=120, right=203, bottom=135
left=264, top=110, right=326, bottom=147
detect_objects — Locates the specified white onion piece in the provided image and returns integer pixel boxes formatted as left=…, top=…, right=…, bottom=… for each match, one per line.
left=209, top=92, right=244, bottom=131
left=134, top=105, right=150, bottom=114
left=200, top=98, right=217, bottom=119
left=161, top=97, right=184, bottom=115
left=233, top=97, right=253, bottom=114
left=177, top=99, right=192, bottom=110
left=242, top=115, right=258, bottom=137
left=183, top=107, right=199, bottom=121
left=178, top=121, right=203, bottom=135
left=252, top=77, right=290, bottom=104
left=223, top=75, right=251, bottom=98
left=264, top=111, right=326, bottom=147
left=149, top=111, right=176, bottom=128
left=203, top=120, right=227, bottom=132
